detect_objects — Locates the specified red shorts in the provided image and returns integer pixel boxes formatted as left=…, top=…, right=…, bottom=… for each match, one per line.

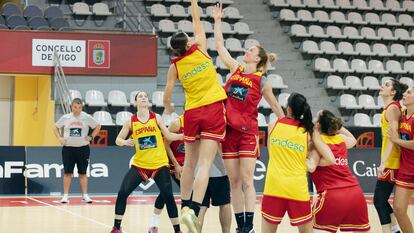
left=133, top=166, right=162, bottom=182
left=378, top=168, right=398, bottom=184
left=222, top=126, right=259, bottom=159
left=261, top=195, right=312, bottom=226
left=183, top=101, right=226, bottom=143
left=396, top=172, right=414, bottom=190
left=313, top=186, right=370, bottom=232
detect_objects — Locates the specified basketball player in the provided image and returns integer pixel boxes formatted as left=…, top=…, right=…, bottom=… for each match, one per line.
left=375, top=79, right=406, bottom=233
left=212, top=4, right=284, bottom=233
left=163, top=0, right=227, bottom=231
left=261, top=93, right=335, bottom=233
left=308, top=110, right=371, bottom=233
left=389, top=87, right=414, bottom=233
left=53, top=98, right=101, bottom=204
left=110, top=91, right=183, bottom=233
left=149, top=116, right=232, bottom=233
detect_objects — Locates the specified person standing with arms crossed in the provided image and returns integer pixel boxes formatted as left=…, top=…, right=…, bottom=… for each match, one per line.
left=212, top=3, right=284, bottom=233
left=163, top=0, right=227, bottom=232
left=53, top=98, right=101, bottom=204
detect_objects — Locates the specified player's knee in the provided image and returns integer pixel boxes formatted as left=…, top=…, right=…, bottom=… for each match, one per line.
left=241, top=176, right=254, bottom=190
left=229, top=176, right=242, bottom=189
left=393, top=203, right=406, bottom=217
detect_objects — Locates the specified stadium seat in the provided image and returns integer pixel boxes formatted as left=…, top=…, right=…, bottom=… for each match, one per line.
left=216, top=56, right=229, bottom=70
left=400, top=77, right=414, bottom=87
left=288, top=0, right=305, bottom=8
left=399, top=14, right=414, bottom=26
left=351, top=59, right=370, bottom=74
left=49, top=17, right=70, bottom=31
left=224, top=7, right=243, bottom=20
left=320, top=0, right=339, bottom=9
left=6, top=15, right=28, bottom=30
left=327, top=75, right=347, bottom=90
left=333, top=58, right=353, bottom=73
left=343, top=26, right=363, bottom=39
left=314, top=10, right=333, bottom=23
left=93, top=111, right=114, bottom=125
left=354, top=113, right=373, bottom=127
left=359, top=94, right=380, bottom=109
left=361, top=27, right=381, bottom=40
left=404, top=61, right=414, bottom=74
left=170, top=4, right=188, bottom=18
left=337, top=0, right=355, bottom=9
left=369, top=0, right=387, bottom=10
left=268, top=74, right=288, bottom=89
left=326, top=25, right=346, bottom=39
left=363, top=76, right=381, bottom=90
left=178, top=20, right=193, bottom=33
left=2, top=2, right=21, bottom=18
left=309, top=25, right=328, bottom=38
left=158, top=19, right=177, bottom=33
left=85, top=90, right=108, bottom=107
left=225, top=38, right=244, bottom=52
left=44, top=6, right=64, bottom=19
left=268, top=0, right=289, bottom=9
left=390, top=43, right=410, bottom=57
left=221, top=21, right=234, bottom=35
left=116, top=111, right=133, bottom=126
left=338, top=42, right=358, bottom=55
left=377, top=95, right=385, bottom=108
left=355, top=42, right=375, bottom=56
left=202, top=21, right=213, bottom=34
left=373, top=43, right=392, bottom=57
left=403, top=0, right=414, bottom=12
left=258, top=113, right=267, bottom=127
left=259, top=97, right=271, bottom=109
left=381, top=13, right=400, bottom=26
left=234, top=22, right=253, bottom=36
left=278, top=93, right=291, bottom=108
left=151, top=4, right=169, bottom=18
left=297, top=9, right=316, bottom=23
left=386, top=60, right=407, bottom=74
left=280, top=9, right=298, bottom=22
left=23, top=5, right=43, bottom=19
left=394, top=28, right=414, bottom=41
left=345, top=76, right=366, bottom=90
left=73, top=2, right=92, bottom=16
left=28, top=17, right=50, bottom=30
left=152, top=91, right=165, bottom=107
left=320, top=41, right=340, bottom=55
left=92, top=3, right=112, bottom=16
left=377, top=27, right=396, bottom=41
left=330, top=11, right=349, bottom=24
left=365, top=12, right=384, bottom=25
left=244, top=38, right=260, bottom=49
left=290, top=24, right=311, bottom=38
left=340, top=94, right=362, bottom=109
left=69, top=89, right=82, bottom=101
left=347, top=12, right=366, bottom=25
left=386, top=0, right=404, bottom=12
left=354, top=0, right=372, bottom=10
left=302, top=40, right=322, bottom=55
left=206, top=37, right=216, bottom=51
left=108, top=90, right=130, bottom=107
left=373, top=113, right=381, bottom=127
left=368, top=60, right=388, bottom=74
left=314, top=58, right=335, bottom=73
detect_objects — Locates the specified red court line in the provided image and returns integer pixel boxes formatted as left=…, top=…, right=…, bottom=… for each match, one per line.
left=0, top=195, right=413, bottom=207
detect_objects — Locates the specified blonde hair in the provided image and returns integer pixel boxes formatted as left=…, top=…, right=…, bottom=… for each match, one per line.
left=256, top=46, right=278, bottom=73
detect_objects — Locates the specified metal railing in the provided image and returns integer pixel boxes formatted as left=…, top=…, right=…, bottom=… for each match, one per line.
left=114, top=0, right=156, bottom=33
left=53, top=51, right=71, bottom=115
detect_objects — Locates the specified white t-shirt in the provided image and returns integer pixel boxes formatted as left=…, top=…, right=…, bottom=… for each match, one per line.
left=209, top=153, right=227, bottom=178
left=55, top=111, right=99, bottom=147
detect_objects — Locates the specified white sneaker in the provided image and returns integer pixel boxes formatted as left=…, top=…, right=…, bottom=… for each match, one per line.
left=60, top=196, right=69, bottom=203
left=82, top=196, right=93, bottom=203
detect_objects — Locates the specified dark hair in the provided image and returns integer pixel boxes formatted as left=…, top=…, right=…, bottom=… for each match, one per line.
left=389, top=78, right=408, bottom=101
left=71, top=98, right=82, bottom=106
left=134, top=91, right=147, bottom=101
left=318, top=110, right=342, bottom=135
left=287, top=92, right=313, bottom=134
left=256, top=46, right=277, bottom=73
left=170, top=31, right=189, bottom=57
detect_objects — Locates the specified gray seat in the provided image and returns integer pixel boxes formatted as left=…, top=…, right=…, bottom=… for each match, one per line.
left=297, top=9, right=316, bottom=22
left=301, top=40, right=322, bottom=54
left=170, top=4, right=188, bottom=18
left=338, top=41, right=358, bottom=55
left=314, top=10, right=333, bottom=23
left=202, top=21, right=213, bottom=34
left=354, top=0, right=372, bottom=10
left=6, top=15, right=28, bottom=29
left=386, top=0, right=404, bottom=12
left=288, top=0, right=305, bottom=8
left=314, top=57, right=335, bottom=72
left=221, top=21, right=235, bottom=35
left=378, top=27, right=396, bottom=41
left=326, top=25, right=346, bottom=39
left=404, top=61, right=414, bottom=74
left=178, top=20, right=193, bottom=33
left=320, top=41, right=340, bottom=55
left=382, top=13, right=401, bottom=26
left=354, top=113, right=373, bottom=127
left=395, top=28, right=414, bottom=41
left=223, top=7, right=243, bottom=20
left=304, top=0, right=322, bottom=8
left=390, top=43, right=410, bottom=57
left=355, top=42, right=375, bottom=56
left=398, top=14, right=414, bottom=26
left=363, top=76, right=381, bottom=90
left=309, top=25, right=328, bottom=38
left=361, top=27, right=381, bottom=40
left=23, top=5, right=43, bottom=19
left=225, top=38, right=244, bottom=52
left=343, top=26, right=363, bottom=39
left=234, top=22, right=253, bottom=35
left=320, top=0, right=339, bottom=9
left=327, top=75, right=347, bottom=90
left=369, top=0, right=388, bottom=10
left=386, top=60, right=407, bottom=74
left=351, top=59, right=370, bottom=73
left=345, top=75, right=366, bottom=90
left=347, top=12, right=366, bottom=25
left=333, top=58, right=354, bottom=73
left=368, top=60, right=388, bottom=74
left=372, top=43, right=392, bottom=57
left=158, top=19, right=177, bottom=33
left=49, top=17, right=70, bottom=31
left=28, top=16, right=50, bottom=30
left=73, top=2, right=92, bottom=16
left=402, top=0, right=414, bottom=12
left=365, top=12, right=385, bottom=25
left=244, top=39, right=260, bottom=49
left=408, top=45, right=414, bottom=56
left=44, top=6, right=64, bottom=19
left=337, top=0, right=355, bottom=9
left=280, top=9, right=298, bottom=22
left=151, top=4, right=169, bottom=17
left=2, top=2, right=22, bottom=18
left=330, top=11, right=349, bottom=24
left=92, top=3, right=112, bottom=16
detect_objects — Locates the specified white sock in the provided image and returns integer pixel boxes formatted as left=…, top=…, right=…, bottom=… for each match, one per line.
left=151, top=213, right=160, bottom=227
left=392, top=225, right=401, bottom=233
left=63, top=194, right=68, bottom=198
left=82, top=193, right=89, bottom=199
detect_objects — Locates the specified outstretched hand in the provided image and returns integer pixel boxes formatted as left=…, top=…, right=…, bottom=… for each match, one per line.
left=212, top=3, right=224, bottom=21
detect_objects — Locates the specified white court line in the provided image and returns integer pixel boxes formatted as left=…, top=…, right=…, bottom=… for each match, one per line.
left=27, top=197, right=129, bottom=233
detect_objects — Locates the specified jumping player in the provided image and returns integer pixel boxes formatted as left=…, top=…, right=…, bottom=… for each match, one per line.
left=212, top=3, right=284, bottom=233
left=163, top=0, right=227, bottom=231
left=308, top=110, right=371, bottom=233
left=110, top=91, right=183, bottom=233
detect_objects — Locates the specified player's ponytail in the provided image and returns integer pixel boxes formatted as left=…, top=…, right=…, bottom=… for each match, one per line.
left=256, top=46, right=278, bottom=74
left=287, top=92, right=314, bottom=134
left=318, top=110, right=343, bottom=135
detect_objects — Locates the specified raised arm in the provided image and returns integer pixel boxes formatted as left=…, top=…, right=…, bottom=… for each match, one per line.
left=213, top=3, right=238, bottom=73
left=156, top=114, right=184, bottom=141
left=262, top=80, right=285, bottom=118
left=116, top=120, right=135, bottom=147
left=191, top=0, right=207, bottom=52
left=163, top=64, right=177, bottom=115
left=311, top=126, right=335, bottom=166
left=338, top=126, right=357, bottom=149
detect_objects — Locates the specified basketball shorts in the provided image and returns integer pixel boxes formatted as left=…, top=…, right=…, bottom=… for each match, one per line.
left=222, top=126, right=259, bottom=159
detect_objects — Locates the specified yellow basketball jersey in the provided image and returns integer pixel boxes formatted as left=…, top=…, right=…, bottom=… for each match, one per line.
left=264, top=117, right=309, bottom=201
left=173, top=45, right=227, bottom=110
left=381, top=101, right=401, bottom=169
left=130, top=112, right=169, bottom=169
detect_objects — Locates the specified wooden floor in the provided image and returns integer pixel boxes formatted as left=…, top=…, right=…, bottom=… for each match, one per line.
left=1, top=195, right=413, bottom=233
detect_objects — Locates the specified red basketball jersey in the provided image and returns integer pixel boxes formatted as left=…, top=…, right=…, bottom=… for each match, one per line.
left=224, top=66, right=263, bottom=135
left=311, top=134, right=359, bottom=192
left=169, top=115, right=185, bottom=165
left=399, top=110, right=414, bottom=175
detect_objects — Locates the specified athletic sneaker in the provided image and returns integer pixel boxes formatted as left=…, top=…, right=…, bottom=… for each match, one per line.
left=82, top=196, right=93, bottom=203
left=60, top=196, right=69, bottom=203
left=242, top=227, right=255, bottom=233
left=236, top=228, right=242, bottom=233
left=110, top=226, right=123, bottom=233
left=180, top=207, right=200, bottom=233
left=148, top=226, right=158, bottom=233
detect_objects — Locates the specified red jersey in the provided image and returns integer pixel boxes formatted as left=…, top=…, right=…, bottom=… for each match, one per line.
left=399, top=110, right=414, bottom=175
left=169, top=115, right=185, bottom=166
left=311, top=134, right=359, bottom=193
left=224, top=66, right=264, bottom=135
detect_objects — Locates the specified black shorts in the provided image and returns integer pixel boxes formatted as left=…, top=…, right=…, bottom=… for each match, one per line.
left=201, top=175, right=231, bottom=208
left=62, top=145, right=90, bottom=174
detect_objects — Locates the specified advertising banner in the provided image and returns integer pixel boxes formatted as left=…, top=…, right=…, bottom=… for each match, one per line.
left=0, top=146, right=26, bottom=194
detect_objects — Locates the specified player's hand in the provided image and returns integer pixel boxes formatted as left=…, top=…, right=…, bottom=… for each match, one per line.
left=58, top=137, right=66, bottom=146
left=212, top=3, right=223, bottom=21
left=123, top=139, right=135, bottom=147
left=388, top=128, right=399, bottom=142
left=85, top=136, right=93, bottom=142
left=174, top=165, right=183, bottom=180
left=377, top=162, right=386, bottom=178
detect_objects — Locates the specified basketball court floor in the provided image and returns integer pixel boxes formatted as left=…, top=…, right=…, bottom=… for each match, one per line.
left=1, top=195, right=413, bottom=233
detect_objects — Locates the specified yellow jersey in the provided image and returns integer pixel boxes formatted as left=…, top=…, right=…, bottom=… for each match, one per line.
left=381, top=101, right=401, bottom=169
left=130, top=112, right=169, bottom=169
left=172, top=44, right=227, bottom=110
left=264, top=117, right=310, bottom=201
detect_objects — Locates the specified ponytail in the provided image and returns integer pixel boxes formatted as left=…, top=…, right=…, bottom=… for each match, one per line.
left=287, top=92, right=314, bottom=134
left=319, top=110, right=342, bottom=135
left=256, top=46, right=278, bottom=74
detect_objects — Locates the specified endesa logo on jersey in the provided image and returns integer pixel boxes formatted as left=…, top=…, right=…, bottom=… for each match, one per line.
left=270, top=138, right=305, bottom=152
